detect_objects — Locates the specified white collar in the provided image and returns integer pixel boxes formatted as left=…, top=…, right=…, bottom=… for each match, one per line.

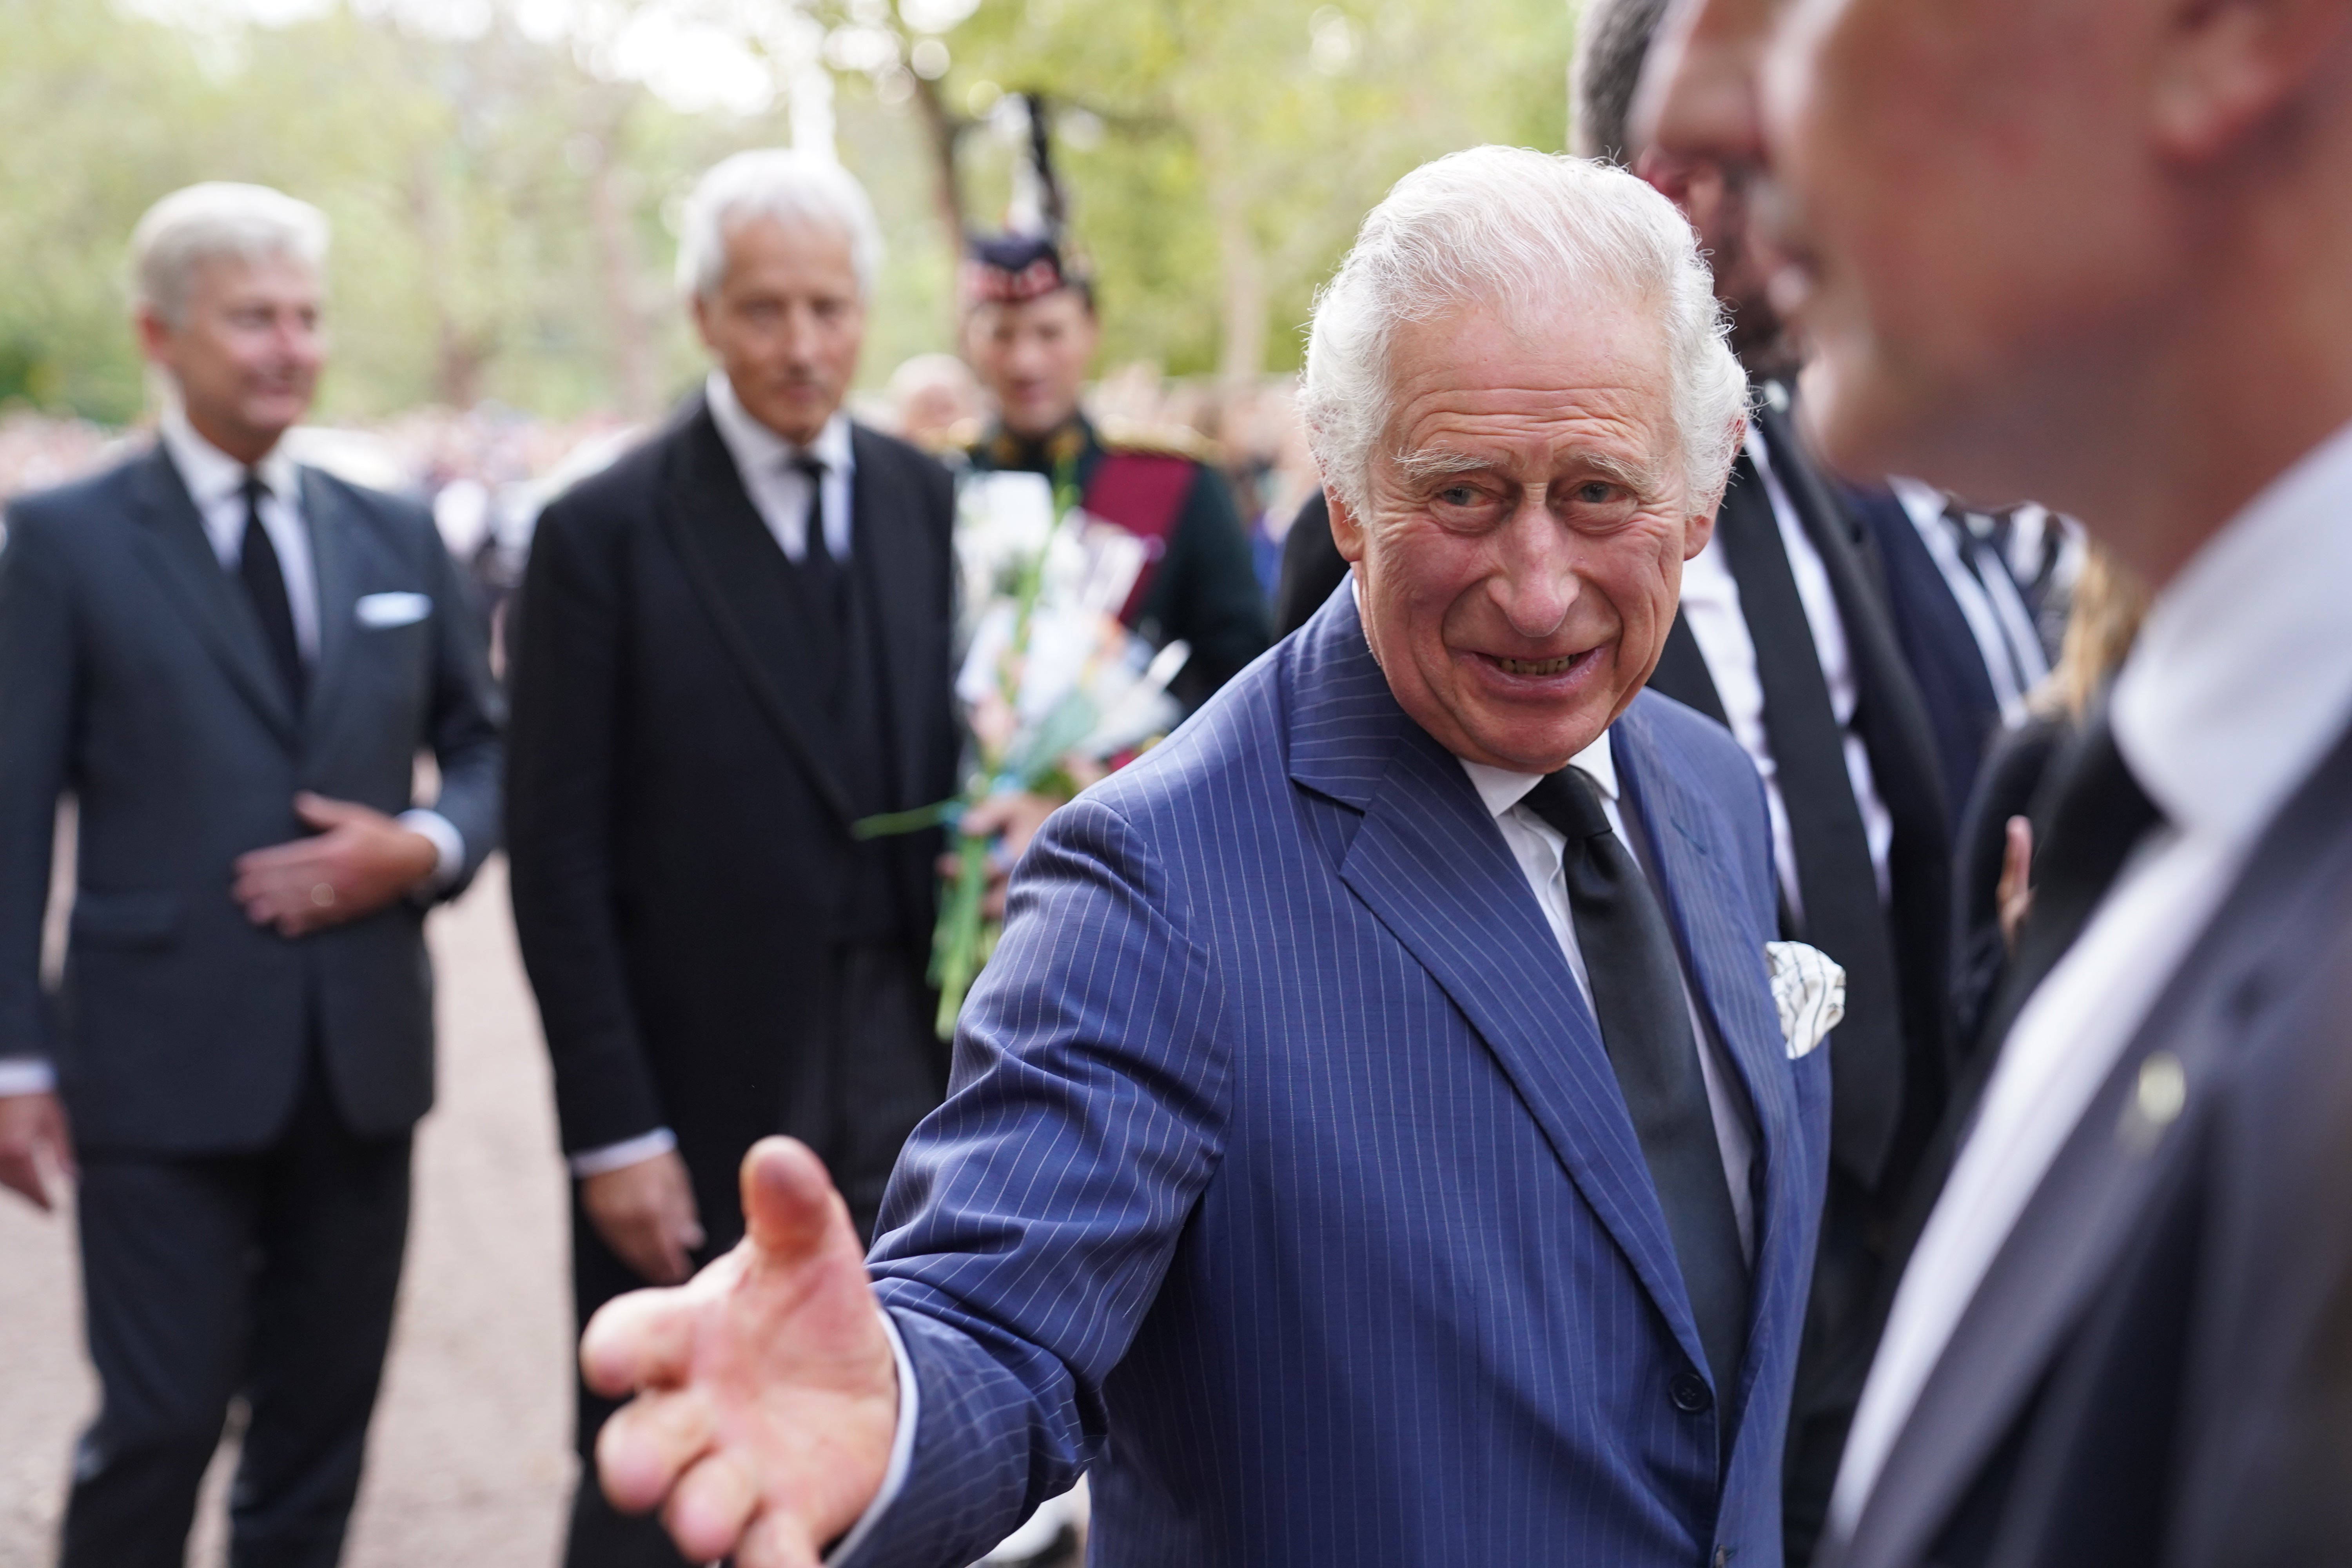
left=159, top=399, right=299, bottom=508
left=1460, top=732, right=1619, bottom=820
left=2112, top=415, right=2352, bottom=842
left=705, top=370, right=854, bottom=480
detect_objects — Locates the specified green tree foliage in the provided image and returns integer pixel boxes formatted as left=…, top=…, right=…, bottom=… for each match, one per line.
left=0, top=0, right=1578, bottom=423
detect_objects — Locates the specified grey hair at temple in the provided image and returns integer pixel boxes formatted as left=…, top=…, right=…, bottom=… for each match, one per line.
left=674, top=149, right=884, bottom=301
left=1299, top=145, right=1746, bottom=518
left=130, top=183, right=329, bottom=328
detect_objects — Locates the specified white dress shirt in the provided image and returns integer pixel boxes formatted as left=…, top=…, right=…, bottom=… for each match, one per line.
left=706, top=370, right=856, bottom=563
left=0, top=409, right=467, bottom=1100
left=1678, top=416, right=1895, bottom=917
left=562, top=378, right=861, bottom=1180
left=1886, top=476, right=2050, bottom=726
left=1459, top=736, right=1759, bottom=1261
left=1831, top=416, right=2352, bottom=1533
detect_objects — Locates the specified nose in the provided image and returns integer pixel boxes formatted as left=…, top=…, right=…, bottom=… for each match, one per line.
left=1632, top=0, right=1773, bottom=171
left=1485, top=495, right=1579, bottom=640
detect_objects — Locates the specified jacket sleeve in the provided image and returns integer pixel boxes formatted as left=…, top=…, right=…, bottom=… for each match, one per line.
left=0, top=503, right=74, bottom=1064
left=416, top=512, right=505, bottom=895
left=505, top=494, right=668, bottom=1154
left=847, top=795, right=1230, bottom=1568
left=1163, top=465, right=1272, bottom=708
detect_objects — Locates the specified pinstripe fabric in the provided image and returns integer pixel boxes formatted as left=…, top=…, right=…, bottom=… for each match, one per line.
left=855, top=586, right=1831, bottom=1568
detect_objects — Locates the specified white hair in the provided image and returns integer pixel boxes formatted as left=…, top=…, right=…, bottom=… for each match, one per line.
left=1301, top=145, right=1747, bottom=516
left=675, top=149, right=884, bottom=301
left=130, top=182, right=329, bottom=327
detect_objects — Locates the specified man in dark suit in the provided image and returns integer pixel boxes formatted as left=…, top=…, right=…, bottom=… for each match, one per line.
left=1644, top=0, right=2352, bottom=1563
left=572, top=147, right=1835, bottom=1568
left=1570, top=5, right=1953, bottom=1557
left=0, top=182, right=503, bottom=1568
left=505, top=150, right=960, bottom=1568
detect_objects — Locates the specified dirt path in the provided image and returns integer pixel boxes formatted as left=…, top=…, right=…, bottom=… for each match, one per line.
left=0, top=860, right=577, bottom=1566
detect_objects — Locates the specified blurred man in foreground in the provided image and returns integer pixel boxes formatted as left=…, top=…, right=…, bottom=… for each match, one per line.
left=575, top=146, right=1833, bottom=1568
left=1579, top=8, right=1956, bottom=1555
left=506, top=150, right=961, bottom=1568
left=0, top=181, right=503, bottom=1566
left=961, top=236, right=1269, bottom=710
left=1644, top=0, right=2352, bottom=1563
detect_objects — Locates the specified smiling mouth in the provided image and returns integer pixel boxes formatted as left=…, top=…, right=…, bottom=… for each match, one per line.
left=1485, top=651, right=1586, bottom=678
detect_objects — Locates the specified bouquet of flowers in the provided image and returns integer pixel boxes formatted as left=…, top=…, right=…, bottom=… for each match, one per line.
left=856, top=465, right=1189, bottom=1037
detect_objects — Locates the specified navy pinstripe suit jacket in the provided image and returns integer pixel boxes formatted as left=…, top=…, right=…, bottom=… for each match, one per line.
left=857, top=586, right=1831, bottom=1567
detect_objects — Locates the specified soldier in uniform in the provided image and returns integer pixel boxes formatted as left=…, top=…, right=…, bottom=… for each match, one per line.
left=961, top=233, right=1270, bottom=710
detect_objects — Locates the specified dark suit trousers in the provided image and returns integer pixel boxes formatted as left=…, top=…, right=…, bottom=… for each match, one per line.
left=563, top=940, right=943, bottom=1568
left=62, top=1060, right=411, bottom=1568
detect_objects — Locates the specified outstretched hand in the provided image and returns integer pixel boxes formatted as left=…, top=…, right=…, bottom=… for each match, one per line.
left=583, top=1137, right=899, bottom=1567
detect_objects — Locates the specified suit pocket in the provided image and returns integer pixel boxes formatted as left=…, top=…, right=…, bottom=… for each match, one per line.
left=69, top=890, right=183, bottom=949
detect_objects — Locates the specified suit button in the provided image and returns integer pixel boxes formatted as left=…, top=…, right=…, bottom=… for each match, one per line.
left=1669, top=1370, right=1713, bottom=1414
left=1713, top=1550, right=1731, bottom=1568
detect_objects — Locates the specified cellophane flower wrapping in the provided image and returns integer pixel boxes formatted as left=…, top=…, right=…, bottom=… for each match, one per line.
left=923, top=468, right=1189, bottom=1037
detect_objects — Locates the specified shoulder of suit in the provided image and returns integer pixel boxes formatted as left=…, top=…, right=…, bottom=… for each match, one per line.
left=1, top=446, right=160, bottom=555
left=1627, top=687, right=1762, bottom=797
left=1094, top=417, right=1223, bottom=468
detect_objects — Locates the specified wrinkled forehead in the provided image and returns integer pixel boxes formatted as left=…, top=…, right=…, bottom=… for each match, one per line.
left=184, top=247, right=323, bottom=308
left=1376, top=292, right=1681, bottom=463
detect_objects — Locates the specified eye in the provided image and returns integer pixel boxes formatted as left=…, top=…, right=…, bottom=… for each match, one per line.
left=1437, top=483, right=1480, bottom=507
left=1575, top=481, right=1620, bottom=505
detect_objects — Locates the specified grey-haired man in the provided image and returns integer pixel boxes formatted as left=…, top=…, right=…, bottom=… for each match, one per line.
left=505, top=149, right=962, bottom=1568
left=0, top=181, right=503, bottom=1567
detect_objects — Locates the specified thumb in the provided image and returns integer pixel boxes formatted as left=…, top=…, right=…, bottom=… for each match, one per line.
left=294, top=792, right=361, bottom=831
left=740, top=1137, right=850, bottom=1268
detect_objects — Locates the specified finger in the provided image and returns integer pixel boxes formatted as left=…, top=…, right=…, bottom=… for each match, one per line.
left=581, top=1286, right=700, bottom=1396
left=662, top=1450, right=761, bottom=1563
left=596, top=1387, right=717, bottom=1515
left=294, top=792, right=360, bottom=829
left=0, top=1157, right=53, bottom=1212
left=734, top=1510, right=824, bottom=1568
left=740, top=1137, right=848, bottom=1267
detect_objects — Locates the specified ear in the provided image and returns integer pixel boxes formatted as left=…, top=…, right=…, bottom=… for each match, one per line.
left=1325, top=482, right=1367, bottom=564
left=2152, top=0, right=2352, bottom=163
left=134, top=305, right=172, bottom=366
left=688, top=290, right=718, bottom=353
left=1683, top=414, right=1743, bottom=558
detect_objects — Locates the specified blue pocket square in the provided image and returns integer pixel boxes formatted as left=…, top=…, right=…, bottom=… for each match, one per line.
left=356, top=591, right=432, bottom=629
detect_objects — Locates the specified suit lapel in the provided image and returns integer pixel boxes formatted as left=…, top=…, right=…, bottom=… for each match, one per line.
left=848, top=427, right=937, bottom=811
left=1614, top=695, right=1809, bottom=1412
left=127, top=446, right=298, bottom=749
left=301, top=467, right=360, bottom=740
left=1292, top=595, right=1712, bottom=1377
left=659, top=404, right=853, bottom=831
left=1845, top=712, right=2352, bottom=1568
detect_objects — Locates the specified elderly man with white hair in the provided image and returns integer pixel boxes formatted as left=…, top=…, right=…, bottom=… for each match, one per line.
left=0, top=183, right=504, bottom=1565
left=573, top=145, right=1832, bottom=1568
left=505, top=150, right=964, bottom=1568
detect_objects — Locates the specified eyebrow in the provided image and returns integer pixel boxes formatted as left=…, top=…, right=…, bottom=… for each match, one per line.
left=1391, top=445, right=1666, bottom=498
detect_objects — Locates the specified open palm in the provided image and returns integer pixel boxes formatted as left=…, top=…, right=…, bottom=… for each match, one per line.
left=583, top=1137, right=901, bottom=1567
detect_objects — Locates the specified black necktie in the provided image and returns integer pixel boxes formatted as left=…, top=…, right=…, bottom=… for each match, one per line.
left=1715, top=435, right=1906, bottom=1189
left=1523, top=768, right=1749, bottom=1400
left=238, top=470, right=303, bottom=705
left=790, top=455, right=845, bottom=692
left=1976, top=709, right=2162, bottom=1058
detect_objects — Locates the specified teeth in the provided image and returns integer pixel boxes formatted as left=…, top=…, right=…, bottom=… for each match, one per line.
left=1495, top=654, right=1575, bottom=676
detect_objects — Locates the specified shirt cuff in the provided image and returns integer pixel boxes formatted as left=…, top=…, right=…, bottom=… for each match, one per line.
left=824, top=1307, right=920, bottom=1566
left=568, top=1127, right=678, bottom=1179
left=397, top=809, right=465, bottom=893
left=0, top=1058, right=56, bottom=1097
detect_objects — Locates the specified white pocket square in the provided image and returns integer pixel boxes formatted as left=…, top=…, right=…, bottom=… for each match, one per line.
left=1765, top=940, right=1846, bottom=1060
left=356, top=591, right=432, bottom=629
